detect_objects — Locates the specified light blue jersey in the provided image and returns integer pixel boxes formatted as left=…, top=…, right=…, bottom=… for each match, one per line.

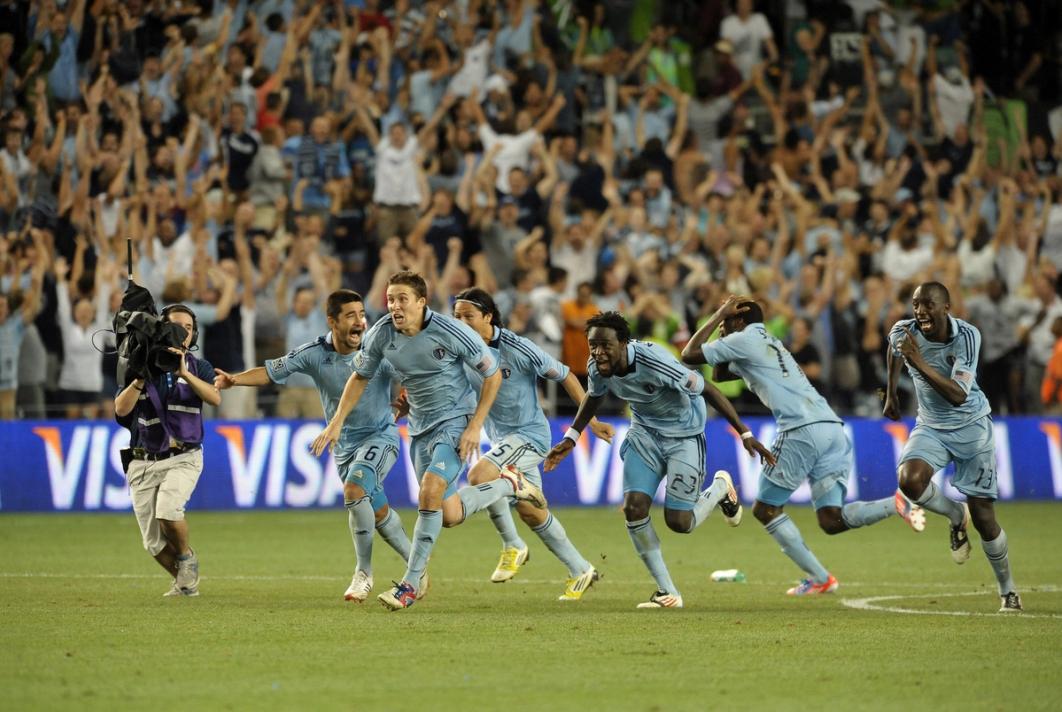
left=355, top=309, right=498, bottom=437
left=266, top=333, right=398, bottom=460
left=701, top=323, right=842, bottom=433
left=888, top=316, right=991, bottom=430
left=588, top=341, right=706, bottom=437
left=465, top=327, right=569, bottom=453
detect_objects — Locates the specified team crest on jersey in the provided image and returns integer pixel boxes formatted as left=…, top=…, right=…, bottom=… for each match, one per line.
left=501, top=368, right=511, bottom=379
left=387, top=342, right=397, bottom=350
left=354, top=351, right=366, bottom=368
left=645, top=384, right=656, bottom=394
left=433, top=347, right=446, bottom=360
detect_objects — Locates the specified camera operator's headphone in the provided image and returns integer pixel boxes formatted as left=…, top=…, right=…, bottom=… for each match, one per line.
left=161, top=304, right=199, bottom=349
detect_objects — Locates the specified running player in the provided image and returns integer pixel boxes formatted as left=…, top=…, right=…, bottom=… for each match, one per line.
left=450, top=288, right=614, bottom=601
left=885, top=282, right=1021, bottom=612
left=682, top=296, right=926, bottom=596
left=311, top=271, right=545, bottom=611
left=544, top=311, right=774, bottom=609
left=214, top=289, right=420, bottom=602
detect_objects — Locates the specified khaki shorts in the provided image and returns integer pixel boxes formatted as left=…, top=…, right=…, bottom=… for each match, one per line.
left=126, top=450, right=204, bottom=555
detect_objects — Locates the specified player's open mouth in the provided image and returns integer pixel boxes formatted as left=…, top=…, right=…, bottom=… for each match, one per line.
left=917, top=318, right=933, bottom=329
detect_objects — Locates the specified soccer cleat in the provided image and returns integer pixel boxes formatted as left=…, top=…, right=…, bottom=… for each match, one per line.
left=499, top=465, right=548, bottom=509
left=786, top=574, right=839, bottom=596
left=636, top=590, right=684, bottom=609
left=163, top=579, right=199, bottom=597
left=894, top=491, right=926, bottom=532
left=999, top=591, right=1023, bottom=613
left=377, top=581, right=417, bottom=611
left=714, top=470, right=742, bottom=526
left=175, top=550, right=200, bottom=596
left=344, top=570, right=373, bottom=602
left=558, top=567, right=600, bottom=602
left=490, top=546, right=530, bottom=583
left=416, top=571, right=430, bottom=600
left=950, top=503, right=972, bottom=564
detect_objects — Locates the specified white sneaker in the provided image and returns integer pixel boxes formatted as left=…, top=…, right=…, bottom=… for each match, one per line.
left=416, top=571, right=430, bottom=600
left=714, top=470, right=742, bottom=526
left=344, top=570, right=373, bottom=602
left=175, top=551, right=199, bottom=596
left=490, top=545, right=530, bottom=583
left=163, top=579, right=199, bottom=597
left=636, top=590, right=683, bottom=609
left=558, top=567, right=599, bottom=601
left=499, top=465, right=548, bottom=509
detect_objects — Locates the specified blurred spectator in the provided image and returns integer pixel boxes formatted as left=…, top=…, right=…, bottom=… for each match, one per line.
left=560, top=280, right=598, bottom=382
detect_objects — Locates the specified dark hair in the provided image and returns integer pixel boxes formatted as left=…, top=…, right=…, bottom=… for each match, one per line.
left=265, top=12, right=284, bottom=32
left=917, top=281, right=951, bottom=304
left=736, top=300, right=764, bottom=324
left=454, top=288, right=503, bottom=328
left=388, top=270, right=428, bottom=299
left=585, top=311, right=630, bottom=342
left=548, top=266, right=568, bottom=285
left=326, top=289, right=363, bottom=319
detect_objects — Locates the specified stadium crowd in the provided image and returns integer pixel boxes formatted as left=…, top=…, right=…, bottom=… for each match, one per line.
left=1, top=0, right=1061, bottom=420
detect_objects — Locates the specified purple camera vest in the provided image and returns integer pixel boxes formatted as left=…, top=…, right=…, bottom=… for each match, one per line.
left=135, top=354, right=205, bottom=453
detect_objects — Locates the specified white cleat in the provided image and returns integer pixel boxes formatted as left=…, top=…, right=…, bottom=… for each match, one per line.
left=558, top=567, right=600, bottom=602
left=950, top=503, right=972, bottom=564
left=490, top=546, right=530, bottom=583
left=714, top=470, right=742, bottom=526
left=999, top=591, right=1023, bottom=613
left=499, top=465, right=548, bottom=509
left=344, top=570, right=373, bottom=602
left=636, top=590, right=684, bottom=609
left=894, top=491, right=926, bottom=532
left=416, top=571, right=430, bottom=600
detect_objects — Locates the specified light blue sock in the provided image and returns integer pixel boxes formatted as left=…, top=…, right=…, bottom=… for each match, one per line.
left=841, top=498, right=895, bottom=529
left=375, top=509, right=411, bottom=562
left=533, top=512, right=591, bottom=577
left=402, top=509, right=442, bottom=586
left=982, top=529, right=1016, bottom=595
left=913, top=481, right=965, bottom=527
left=626, top=516, right=679, bottom=596
left=765, top=514, right=830, bottom=584
left=345, top=497, right=375, bottom=575
left=457, top=479, right=515, bottom=520
left=692, top=476, right=729, bottom=529
left=487, top=499, right=527, bottom=550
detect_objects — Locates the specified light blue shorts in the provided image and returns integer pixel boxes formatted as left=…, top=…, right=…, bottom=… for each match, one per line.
left=898, top=416, right=997, bottom=500
left=482, top=433, right=545, bottom=489
left=758, top=421, right=852, bottom=510
left=411, top=415, right=471, bottom=499
left=620, top=426, right=706, bottom=511
left=336, top=433, right=399, bottom=511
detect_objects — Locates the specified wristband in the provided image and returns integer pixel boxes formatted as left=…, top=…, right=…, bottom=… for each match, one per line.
left=563, top=427, right=581, bottom=444
left=740, top=431, right=753, bottom=441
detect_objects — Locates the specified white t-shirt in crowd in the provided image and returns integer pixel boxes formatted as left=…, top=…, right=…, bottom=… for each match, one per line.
left=932, top=73, right=974, bottom=139
left=720, top=13, right=773, bottom=79
left=478, top=125, right=539, bottom=193
left=372, top=136, right=421, bottom=206
left=881, top=238, right=934, bottom=284
left=448, top=39, right=491, bottom=97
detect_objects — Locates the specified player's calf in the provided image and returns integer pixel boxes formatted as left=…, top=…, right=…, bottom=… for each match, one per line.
left=815, top=507, right=849, bottom=536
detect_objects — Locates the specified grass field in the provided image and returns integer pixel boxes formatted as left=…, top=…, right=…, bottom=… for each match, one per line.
left=2, top=503, right=1061, bottom=711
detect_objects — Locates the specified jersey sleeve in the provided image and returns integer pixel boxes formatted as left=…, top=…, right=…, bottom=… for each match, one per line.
left=587, top=359, right=609, bottom=397
left=352, top=317, right=390, bottom=379
left=951, top=324, right=981, bottom=395
left=266, top=342, right=318, bottom=384
left=513, top=333, right=569, bottom=382
left=887, top=319, right=913, bottom=357
left=641, top=347, right=705, bottom=395
left=700, top=330, right=754, bottom=367
left=446, top=316, right=499, bottom=377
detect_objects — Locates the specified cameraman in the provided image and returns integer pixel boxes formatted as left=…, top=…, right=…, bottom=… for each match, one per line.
left=114, top=304, right=221, bottom=597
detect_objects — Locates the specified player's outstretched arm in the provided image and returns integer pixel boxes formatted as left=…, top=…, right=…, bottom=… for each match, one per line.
left=883, top=347, right=903, bottom=420
left=681, top=295, right=748, bottom=366
left=895, top=325, right=968, bottom=407
left=544, top=393, right=605, bottom=472
left=214, top=366, right=271, bottom=390
left=310, top=373, right=370, bottom=456
left=702, top=382, right=776, bottom=466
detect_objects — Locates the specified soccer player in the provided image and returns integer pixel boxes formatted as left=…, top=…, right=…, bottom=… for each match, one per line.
left=682, top=296, right=926, bottom=596
left=884, top=282, right=1021, bottom=612
left=311, top=271, right=545, bottom=610
left=450, top=288, right=614, bottom=601
left=544, top=311, right=774, bottom=609
left=214, top=289, right=418, bottom=602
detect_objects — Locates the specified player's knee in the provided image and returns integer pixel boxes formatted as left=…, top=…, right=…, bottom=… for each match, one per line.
left=816, top=508, right=847, bottom=535
left=467, top=460, right=497, bottom=486
left=752, top=500, right=780, bottom=525
left=343, top=481, right=367, bottom=502
left=664, top=509, right=694, bottom=533
left=622, top=495, right=651, bottom=522
left=373, top=504, right=390, bottom=525
left=897, top=464, right=929, bottom=499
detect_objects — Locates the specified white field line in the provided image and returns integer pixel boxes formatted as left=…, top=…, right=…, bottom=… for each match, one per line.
left=842, top=586, right=1062, bottom=619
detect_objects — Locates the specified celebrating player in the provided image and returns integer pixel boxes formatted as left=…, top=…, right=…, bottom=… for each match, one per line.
left=311, top=271, right=545, bottom=610
left=682, top=296, right=926, bottom=596
left=214, top=289, right=418, bottom=603
left=450, top=288, right=614, bottom=601
left=885, top=282, right=1021, bottom=612
left=544, top=311, right=773, bottom=609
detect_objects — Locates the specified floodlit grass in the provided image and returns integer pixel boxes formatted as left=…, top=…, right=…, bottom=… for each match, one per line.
left=2, top=504, right=1061, bottom=711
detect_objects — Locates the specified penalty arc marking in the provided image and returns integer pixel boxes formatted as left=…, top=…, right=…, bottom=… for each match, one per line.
left=841, top=586, right=1062, bottom=619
